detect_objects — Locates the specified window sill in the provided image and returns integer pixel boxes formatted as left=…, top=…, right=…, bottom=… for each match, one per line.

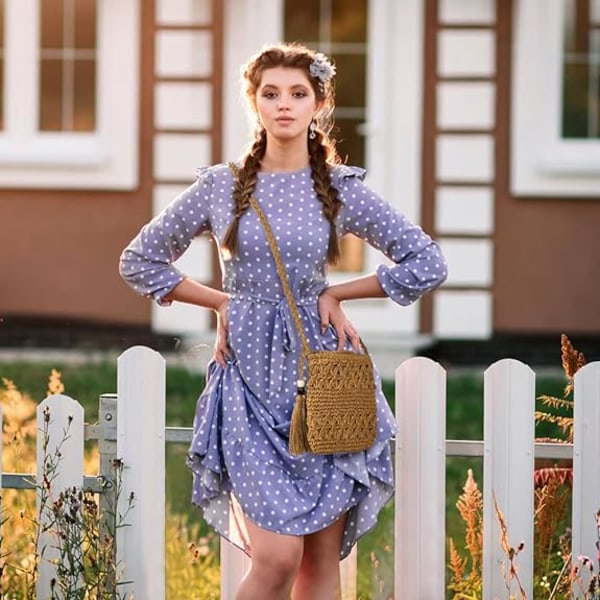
left=0, top=135, right=138, bottom=190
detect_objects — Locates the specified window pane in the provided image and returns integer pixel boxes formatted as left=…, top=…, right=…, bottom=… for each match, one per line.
left=40, top=0, right=97, bottom=131
left=73, top=59, right=96, bottom=130
left=284, top=0, right=321, bottom=43
left=562, top=0, right=600, bottom=138
left=40, top=59, right=64, bottom=131
left=331, top=0, right=367, bottom=43
left=0, top=0, right=4, bottom=130
left=333, top=235, right=365, bottom=272
left=332, top=53, right=366, bottom=107
left=334, top=117, right=365, bottom=166
left=74, top=0, right=96, bottom=49
left=41, top=0, right=64, bottom=49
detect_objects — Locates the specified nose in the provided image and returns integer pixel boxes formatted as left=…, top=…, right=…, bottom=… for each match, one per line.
left=277, top=94, right=291, bottom=110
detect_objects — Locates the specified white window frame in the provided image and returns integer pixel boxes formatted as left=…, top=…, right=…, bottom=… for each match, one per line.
left=512, top=0, right=600, bottom=197
left=0, top=0, right=140, bottom=190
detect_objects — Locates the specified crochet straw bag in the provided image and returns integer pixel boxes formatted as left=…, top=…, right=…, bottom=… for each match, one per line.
left=238, top=173, right=377, bottom=455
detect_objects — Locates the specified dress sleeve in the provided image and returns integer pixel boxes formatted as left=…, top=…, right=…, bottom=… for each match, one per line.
left=118, top=167, right=214, bottom=306
left=334, top=166, right=448, bottom=306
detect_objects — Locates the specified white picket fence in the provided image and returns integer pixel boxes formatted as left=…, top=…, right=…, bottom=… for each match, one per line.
left=3, top=345, right=600, bottom=599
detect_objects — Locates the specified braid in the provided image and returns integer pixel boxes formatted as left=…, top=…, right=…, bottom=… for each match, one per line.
left=308, top=133, right=342, bottom=264
left=222, top=129, right=267, bottom=258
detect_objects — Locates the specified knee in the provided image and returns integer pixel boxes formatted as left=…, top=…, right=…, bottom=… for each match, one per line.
left=299, top=545, right=338, bottom=579
left=252, top=545, right=303, bottom=586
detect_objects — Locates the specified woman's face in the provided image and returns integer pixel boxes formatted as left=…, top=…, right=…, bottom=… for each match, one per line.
left=255, top=67, right=321, bottom=142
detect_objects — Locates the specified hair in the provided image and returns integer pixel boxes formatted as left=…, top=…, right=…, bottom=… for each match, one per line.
left=222, top=43, right=343, bottom=264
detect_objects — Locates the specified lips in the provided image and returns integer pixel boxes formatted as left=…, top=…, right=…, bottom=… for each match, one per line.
left=276, top=117, right=294, bottom=123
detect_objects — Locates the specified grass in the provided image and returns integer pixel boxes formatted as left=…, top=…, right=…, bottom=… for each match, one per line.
left=0, top=357, right=567, bottom=598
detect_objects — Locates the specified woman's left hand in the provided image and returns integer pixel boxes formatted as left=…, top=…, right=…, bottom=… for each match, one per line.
left=317, top=289, right=360, bottom=351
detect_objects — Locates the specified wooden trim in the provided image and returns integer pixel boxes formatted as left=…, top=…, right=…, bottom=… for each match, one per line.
left=435, top=128, right=495, bottom=135
left=493, top=0, right=513, bottom=334
left=156, top=24, right=215, bottom=32
left=419, top=0, right=439, bottom=334
left=154, top=127, right=213, bottom=135
left=156, top=76, right=215, bottom=84
left=211, top=0, right=224, bottom=164
left=435, top=179, right=496, bottom=187
left=438, top=75, right=496, bottom=83
left=208, top=0, right=224, bottom=303
left=139, top=0, right=155, bottom=197
left=437, top=23, right=496, bottom=30
left=575, top=0, right=590, bottom=53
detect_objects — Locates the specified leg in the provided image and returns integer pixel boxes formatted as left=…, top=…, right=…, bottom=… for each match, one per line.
left=235, top=518, right=304, bottom=600
left=291, top=514, right=347, bottom=600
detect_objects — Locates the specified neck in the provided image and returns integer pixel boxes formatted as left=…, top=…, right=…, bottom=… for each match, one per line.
left=260, top=135, right=310, bottom=173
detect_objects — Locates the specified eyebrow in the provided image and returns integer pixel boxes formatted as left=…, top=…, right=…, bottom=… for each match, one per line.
left=260, top=82, right=310, bottom=90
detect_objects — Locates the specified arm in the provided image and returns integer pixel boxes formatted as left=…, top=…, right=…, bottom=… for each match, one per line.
left=119, top=166, right=232, bottom=365
left=319, top=167, right=448, bottom=350
left=164, top=277, right=231, bottom=366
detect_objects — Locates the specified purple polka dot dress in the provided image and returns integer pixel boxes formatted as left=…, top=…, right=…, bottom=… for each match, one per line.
left=119, top=163, right=448, bottom=559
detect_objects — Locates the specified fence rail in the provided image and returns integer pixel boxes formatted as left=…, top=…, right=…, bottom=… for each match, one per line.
left=2, top=346, right=599, bottom=599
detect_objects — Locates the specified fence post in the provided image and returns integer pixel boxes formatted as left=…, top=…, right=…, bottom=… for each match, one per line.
left=116, top=346, right=166, bottom=598
left=97, top=393, right=118, bottom=594
left=98, top=393, right=117, bottom=523
left=483, top=359, right=534, bottom=599
left=395, top=356, right=447, bottom=599
left=220, top=539, right=251, bottom=599
left=572, top=361, right=600, bottom=590
left=36, top=394, right=85, bottom=599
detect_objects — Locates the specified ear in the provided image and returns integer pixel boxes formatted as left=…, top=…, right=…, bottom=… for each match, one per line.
left=313, top=99, right=325, bottom=117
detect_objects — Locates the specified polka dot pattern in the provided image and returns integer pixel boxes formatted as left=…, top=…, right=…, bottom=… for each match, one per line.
left=119, top=162, right=448, bottom=559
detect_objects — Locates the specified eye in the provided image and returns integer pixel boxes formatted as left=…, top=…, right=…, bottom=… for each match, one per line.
left=261, top=91, right=278, bottom=99
left=293, top=91, right=308, bottom=98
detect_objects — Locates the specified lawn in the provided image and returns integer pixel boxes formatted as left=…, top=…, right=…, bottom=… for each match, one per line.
left=0, top=357, right=567, bottom=598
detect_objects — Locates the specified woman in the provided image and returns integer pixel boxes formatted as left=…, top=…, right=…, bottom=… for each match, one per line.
left=120, top=43, right=447, bottom=600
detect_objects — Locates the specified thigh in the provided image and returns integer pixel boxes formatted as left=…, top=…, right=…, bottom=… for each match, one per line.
left=245, top=517, right=304, bottom=567
left=303, top=513, right=347, bottom=562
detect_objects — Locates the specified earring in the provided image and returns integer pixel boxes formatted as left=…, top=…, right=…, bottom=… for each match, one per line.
left=255, top=118, right=264, bottom=138
left=309, top=119, right=317, bottom=140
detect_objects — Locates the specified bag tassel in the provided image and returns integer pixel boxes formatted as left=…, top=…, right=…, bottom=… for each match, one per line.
left=289, top=379, right=309, bottom=455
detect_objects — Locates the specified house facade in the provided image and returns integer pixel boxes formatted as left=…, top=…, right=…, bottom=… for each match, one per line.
left=1, top=0, right=599, bottom=369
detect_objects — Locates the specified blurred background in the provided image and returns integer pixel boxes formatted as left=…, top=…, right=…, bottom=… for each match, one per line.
left=0, top=0, right=599, bottom=372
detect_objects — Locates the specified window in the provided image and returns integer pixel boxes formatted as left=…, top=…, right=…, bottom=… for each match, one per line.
left=284, top=0, right=368, bottom=270
left=512, top=0, right=600, bottom=196
left=562, top=1, right=600, bottom=138
left=0, top=0, right=139, bottom=190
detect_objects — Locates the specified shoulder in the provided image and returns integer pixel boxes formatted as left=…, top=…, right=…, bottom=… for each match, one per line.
left=328, top=164, right=367, bottom=190
left=195, top=162, right=235, bottom=187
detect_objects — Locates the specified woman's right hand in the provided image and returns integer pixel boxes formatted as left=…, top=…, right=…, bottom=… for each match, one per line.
left=213, top=297, right=231, bottom=367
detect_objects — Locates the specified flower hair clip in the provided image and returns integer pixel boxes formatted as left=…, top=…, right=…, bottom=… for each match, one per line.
left=309, top=52, right=336, bottom=84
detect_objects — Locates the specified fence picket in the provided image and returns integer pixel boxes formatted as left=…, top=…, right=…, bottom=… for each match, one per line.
left=116, top=346, right=166, bottom=599
left=483, top=359, right=535, bottom=599
left=572, top=361, right=600, bottom=590
left=36, top=394, right=85, bottom=599
left=395, top=357, right=447, bottom=599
